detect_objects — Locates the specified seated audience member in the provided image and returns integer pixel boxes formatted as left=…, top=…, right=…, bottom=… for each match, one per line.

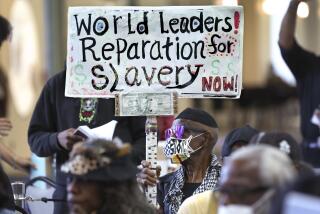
left=62, top=138, right=154, bottom=214
left=250, top=132, right=315, bottom=176
left=220, top=125, right=259, bottom=162
left=271, top=174, right=320, bottom=214
left=137, top=108, right=221, bottom=214
left=177, top=145, right=297, bottom=214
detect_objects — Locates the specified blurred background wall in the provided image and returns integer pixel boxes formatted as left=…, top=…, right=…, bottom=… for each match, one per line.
left=0, top=0, right=318, bottom=177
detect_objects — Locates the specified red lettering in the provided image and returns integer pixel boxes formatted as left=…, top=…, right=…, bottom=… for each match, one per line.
left=202, top=77, right=212, bottom=91
left=223, top=76, right=234, bottom=91
left=214, top=76, right=221, bottom=92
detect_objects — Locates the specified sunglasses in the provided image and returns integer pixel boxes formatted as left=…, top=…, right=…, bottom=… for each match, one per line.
left=165, top=125, right=185, bottom=140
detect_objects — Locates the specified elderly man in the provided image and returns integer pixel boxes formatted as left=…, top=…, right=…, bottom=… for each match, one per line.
left=178, top=145, right=297, bottom=214
left=62, top=138, right=155, bottom=214
left=137, top=108, right=221, bottom=214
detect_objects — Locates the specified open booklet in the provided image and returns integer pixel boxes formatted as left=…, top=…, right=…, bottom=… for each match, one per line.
left=73, top=120, right=118, bottom=140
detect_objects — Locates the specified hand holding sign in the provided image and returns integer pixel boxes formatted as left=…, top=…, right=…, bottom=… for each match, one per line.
left=137, top=160, right=159, bottom=187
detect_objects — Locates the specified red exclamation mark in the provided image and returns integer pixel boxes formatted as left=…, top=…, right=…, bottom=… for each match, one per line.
left=234, top=11, right=240, bottom=34
left=235, top=75, right=238, bottom=92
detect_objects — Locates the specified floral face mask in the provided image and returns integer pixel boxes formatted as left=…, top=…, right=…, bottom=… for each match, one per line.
left=164, top=125, right=204, bottom=164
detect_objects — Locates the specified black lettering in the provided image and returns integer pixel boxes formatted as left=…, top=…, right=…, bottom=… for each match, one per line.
left=142, top=66, right=156, bottom=86
left=175, top=66, right=184, bottom=85
left=158, top=66, right=173, bottom=86
left=80, top=37, right=100, bottom=62
left=181, top=43, right=193, bottom=60
left=227, top=41, right=234, bottom=53
left=180, top=17, right=190, bottom=33
left=218, top=43, right=226, bottom=52
left=74, top=14, right=92, bottom=36
left=127, top=43, right=140, bottom=60
left=162, top=37, right=174, bottom=61
left=167, top=64, right=203, bottom=89
left=176, top=37, right=180, bottom=60
left=91, top=65, right=108, bottom=90
left=109, top=63, right=123, bottom=92
left=190, top=12, right=203, bottom=33
left=125, top=66, right=141, bottom=86
left=159, top=12, right=169, bottom=33
left=93, top=17, right=109, bottom=36
left=223, top=17, right=232, bottom=32
left=208, top=34, right=220, bottom=54
left=113, top=15, right=122, bottom=34
left=214, top=17, right=223, bottom=32
left=192, top=40, right=206, bottom=59
left=204, top=17, right=214, bottom=32
left=141, top=40, right=151, bottom=59
left=169, top=18, right=179, bottom=34
left=150, top=41, right=163, bottom=60
left=128, top=13, right=135, bottom=34
left=137, top=12, right=149, bottom=34
left=116, top=38, right=127, bottom=65
left=102, top=43, right=114, bottom=60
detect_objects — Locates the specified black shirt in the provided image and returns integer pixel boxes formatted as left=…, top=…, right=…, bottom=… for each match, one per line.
left=280, top=41, right=320, bottom=142
left=181, top=183, right=201, bottom=201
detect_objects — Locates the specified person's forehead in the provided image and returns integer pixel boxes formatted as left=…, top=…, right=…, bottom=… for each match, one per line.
left=221, top=159, right=261, bottom=187
left=172, top=119, right=204, bottom=131
left=68, top=176, right=102, bottom=188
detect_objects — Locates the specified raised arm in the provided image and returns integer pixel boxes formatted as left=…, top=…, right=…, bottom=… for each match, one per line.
left=279, top=0, right=308, bottom=49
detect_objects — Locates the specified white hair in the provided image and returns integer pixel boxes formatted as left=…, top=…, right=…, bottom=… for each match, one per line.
left=227, top=145, right=297, bottom=187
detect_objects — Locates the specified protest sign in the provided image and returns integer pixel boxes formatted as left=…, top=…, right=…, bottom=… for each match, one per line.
left=65, top=6, right=244, bottom=98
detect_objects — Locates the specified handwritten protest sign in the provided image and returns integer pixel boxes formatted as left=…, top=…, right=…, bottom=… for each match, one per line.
left=65, top=6, right=244, bottom=98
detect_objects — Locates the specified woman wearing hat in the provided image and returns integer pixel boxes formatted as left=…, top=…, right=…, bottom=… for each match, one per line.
left=62, top=138, right=155, bottom=214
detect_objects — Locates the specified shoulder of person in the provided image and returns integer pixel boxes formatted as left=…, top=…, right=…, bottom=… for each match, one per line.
left=189, top=190, right=216, bottom=204
left=45, top=70, right=66, bottom=89
left=158, top=171, right=176, bottom=184
left=178, top=190, right=218, bottom=214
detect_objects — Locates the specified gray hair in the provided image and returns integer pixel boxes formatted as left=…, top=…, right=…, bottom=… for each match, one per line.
left=227, top=145, right=296, bottom=187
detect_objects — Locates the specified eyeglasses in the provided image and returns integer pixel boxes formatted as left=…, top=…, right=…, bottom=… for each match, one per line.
left=165, top=125, right=206, bottom=140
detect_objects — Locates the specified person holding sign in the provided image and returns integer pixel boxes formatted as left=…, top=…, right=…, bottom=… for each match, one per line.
left=28, top=70, right=146, bottom=214
left=137, top=108, right=221, bottom=214
left=279, top=0, right=320, bottom=167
